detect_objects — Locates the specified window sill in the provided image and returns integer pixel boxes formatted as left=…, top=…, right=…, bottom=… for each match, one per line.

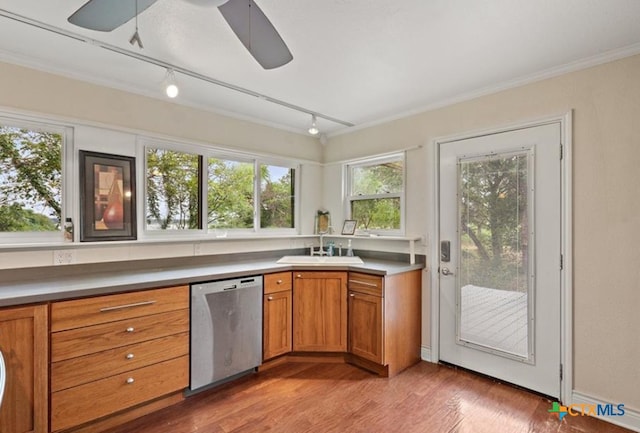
left=0, top=234, right=318, bottom=252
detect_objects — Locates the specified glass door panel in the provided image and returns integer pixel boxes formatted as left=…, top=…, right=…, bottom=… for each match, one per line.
left=457, top=151, right=532, bottom=361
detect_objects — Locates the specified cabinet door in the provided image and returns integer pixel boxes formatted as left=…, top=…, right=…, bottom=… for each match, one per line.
left=0, top=304, right=48, bottom=433
left=263, top=291, right=292, bottom=360
left=348, top=291, right=384, bottom=364
left=293, top=272, right=347, bottom=352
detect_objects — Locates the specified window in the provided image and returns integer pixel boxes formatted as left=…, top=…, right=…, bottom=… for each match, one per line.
left=146, top=148, right=202, bottom=230
left=144, top=141, right=299, bottom=235
left=0, top=119, right=65, bottom=236
left=260, top=164, right=295, bottom=229
left=346, top=154, right=404, bottom=233
left=207, top=158, right=254, bottom=229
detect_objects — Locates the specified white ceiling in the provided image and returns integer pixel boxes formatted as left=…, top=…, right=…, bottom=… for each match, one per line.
left=1, top=0, right=640, bottom=137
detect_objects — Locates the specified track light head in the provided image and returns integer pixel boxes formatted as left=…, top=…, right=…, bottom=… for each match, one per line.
left=308, top=114, right=319, bottom=135
left=164, top=69, right=179, bottom=98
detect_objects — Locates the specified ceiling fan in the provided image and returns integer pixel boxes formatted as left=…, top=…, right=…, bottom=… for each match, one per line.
left=67, top=0, right=293, bottom=69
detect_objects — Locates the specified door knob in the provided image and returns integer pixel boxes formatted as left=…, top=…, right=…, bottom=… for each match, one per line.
left=441, top=267, right=454, bottom=276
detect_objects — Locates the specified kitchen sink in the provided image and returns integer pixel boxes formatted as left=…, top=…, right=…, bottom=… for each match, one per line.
left=276, top=256, right=364, bottom=265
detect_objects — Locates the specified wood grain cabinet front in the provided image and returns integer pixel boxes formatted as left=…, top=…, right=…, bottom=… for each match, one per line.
left=347, top=270, right=421, bottom=377
left=263, top=272, right=293, bottom=361
left=348, top=290, right=384, bottom=364
left=49, top=285, right=189, bottom=432
left=293, top=271, right=347, bottom=352
left=0, top=304, right=48, bottom=433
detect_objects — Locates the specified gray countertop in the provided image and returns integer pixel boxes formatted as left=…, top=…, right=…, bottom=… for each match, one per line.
left=0, top=257, right=424, bottom=307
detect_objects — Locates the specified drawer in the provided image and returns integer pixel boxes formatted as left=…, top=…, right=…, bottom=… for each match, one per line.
left=51, top=355, right=189, bottom=432
left=51, top=309, right=189, bottom=362
left=264, top=271, right=292, bottom=294
left=51, top=332, right=189, bottom=392
left=348, top=272, right=383, bottom=297
left=51, top=285, right=189, bottom=332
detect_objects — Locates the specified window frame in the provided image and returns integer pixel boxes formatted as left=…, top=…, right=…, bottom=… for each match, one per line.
left=141, top=139, right=205, bottom=237
left=0, top=113, right=72, bottom=244
left=255, top=158, right=299, bottom=234
left=140, top=137, right=300, bottom=238
left=205, top=153, right=256, bottom=234
left=344, top=153, right=406, bottom=236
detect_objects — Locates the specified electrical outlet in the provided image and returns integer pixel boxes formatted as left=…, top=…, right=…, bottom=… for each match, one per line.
left=53, top=250, right=76, bottom=265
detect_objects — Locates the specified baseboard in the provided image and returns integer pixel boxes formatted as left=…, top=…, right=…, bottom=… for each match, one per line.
left=571, top=391, right=640, bottom=432
left=420, top=346, right=432, bottom=362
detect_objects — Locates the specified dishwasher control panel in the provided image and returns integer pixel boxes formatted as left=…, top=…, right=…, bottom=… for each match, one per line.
left=192, top=276, right=262, bottom=293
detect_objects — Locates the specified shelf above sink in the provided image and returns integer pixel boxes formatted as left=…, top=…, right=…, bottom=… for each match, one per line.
left=276, top=256, right=364, bottom=265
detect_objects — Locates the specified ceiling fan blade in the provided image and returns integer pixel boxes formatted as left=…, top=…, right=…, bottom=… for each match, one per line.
left=218, top=0, right=293, bottom=69
left=68, top=0, right=159, bottom=31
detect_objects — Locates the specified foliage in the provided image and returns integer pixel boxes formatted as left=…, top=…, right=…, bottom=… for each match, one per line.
left=260, top=166, right=294, bottom=229
left=459, top=154, right=529, bottom=292
left=351, top=198, right=400, bottom=230
left=0, top=126, right=62, bottom=232
left=0, top=203, right=58, bottom=231
left=351, top=161, right=402, bottom=195
left=350, top=160, right=402, bottom=230
left=207, top=159, right=254, bottom=229
left=146, top=149, right=200, bottom=229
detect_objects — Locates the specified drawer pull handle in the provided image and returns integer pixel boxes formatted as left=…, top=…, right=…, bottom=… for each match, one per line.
left=296, top=274, right=302, bottom=278
left=126, top=377, right=135, bottom=384
left=126, top=353, right=135, bottom=360
left=267, top=296, right=274, bottom=301
left=276, top=279, right=283, bottom=284
left=126, top=327, right=135, bottom=333
left=100, top=300, right=157, bottom=312
left=349, top=293, right=356, bottom=297
left=348, top=279, right=378, bottom=288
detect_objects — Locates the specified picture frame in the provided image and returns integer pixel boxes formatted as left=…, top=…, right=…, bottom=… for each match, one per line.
left=315, top=210, right=331, bottom=234
left=79, top=150, right=137, bottom=242
left=341, top=219, right=357, bottom=235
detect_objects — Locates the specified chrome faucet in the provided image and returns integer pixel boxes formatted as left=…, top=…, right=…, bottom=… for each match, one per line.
left=311, top=234, right=328, bottom=256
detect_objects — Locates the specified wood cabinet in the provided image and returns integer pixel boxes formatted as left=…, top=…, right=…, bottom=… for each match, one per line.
left=293, top=271, right=347, bottom=352
left=0, top=304, right=48, bottom=433
left=348, top=289, right=384, bottom=364
left=50, top=285, right=190, bottom=432
left=348, top=270, right=421, bottom=377
left=263, top=272, right=292, bottom=360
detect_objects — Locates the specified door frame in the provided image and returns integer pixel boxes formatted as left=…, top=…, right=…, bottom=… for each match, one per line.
left=428, top=111, right=573, bottom=403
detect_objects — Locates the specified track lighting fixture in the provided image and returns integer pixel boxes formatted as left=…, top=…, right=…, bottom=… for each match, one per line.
left=164, top=68, right=179, bottom=98
left=129, top=0, right=144, bottom=49
left=308, top=114, right=319, bottom=135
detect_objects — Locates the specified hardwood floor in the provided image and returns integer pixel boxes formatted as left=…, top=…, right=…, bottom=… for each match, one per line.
left=106, top=361, right=631, bottom=433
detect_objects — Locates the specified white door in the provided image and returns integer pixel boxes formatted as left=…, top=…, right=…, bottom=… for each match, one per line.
left=439, top=123, right=561, bottom=398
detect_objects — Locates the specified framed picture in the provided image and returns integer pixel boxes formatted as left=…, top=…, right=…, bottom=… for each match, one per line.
left=341, top=219, right=357, bottom=235
left=80, top=151, right=137, bottom=242
left=315, top=210, right=331, bottom=234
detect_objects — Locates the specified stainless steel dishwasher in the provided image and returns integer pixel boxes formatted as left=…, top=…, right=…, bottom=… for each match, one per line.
left=190, top=275, right=263, bottom=392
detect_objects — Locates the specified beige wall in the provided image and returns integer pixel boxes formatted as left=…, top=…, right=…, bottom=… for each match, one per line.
left=0, top=61, right=321, bottom=162
left=325, top=54, right=640, bottom=410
